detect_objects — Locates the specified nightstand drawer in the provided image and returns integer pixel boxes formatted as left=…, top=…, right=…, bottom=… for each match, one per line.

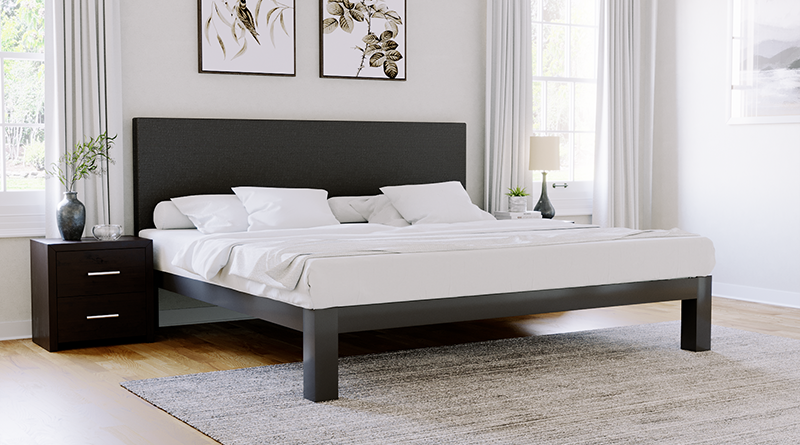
left=57, top=293, right=148, bottom=343
left=56, top=248, right=147, bottom=297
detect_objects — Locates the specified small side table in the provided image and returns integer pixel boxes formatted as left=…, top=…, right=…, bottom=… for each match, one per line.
left=30, top=236, right=157, bottom=351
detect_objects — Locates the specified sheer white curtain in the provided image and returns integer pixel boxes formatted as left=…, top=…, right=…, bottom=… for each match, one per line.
left=484, top=0, right=532, bottom=213
left=593, top=0, right=658, bottom=228
left=45, top=0, right=124, bottom=238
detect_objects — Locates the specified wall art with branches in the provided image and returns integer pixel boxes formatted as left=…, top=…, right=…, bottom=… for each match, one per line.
left=320, top=0, right=405, bottom=80
left=199, top=0, right=295, bottom=76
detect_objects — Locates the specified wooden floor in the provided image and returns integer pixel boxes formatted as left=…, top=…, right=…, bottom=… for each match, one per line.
left=2, top=297, right=800, bottom=444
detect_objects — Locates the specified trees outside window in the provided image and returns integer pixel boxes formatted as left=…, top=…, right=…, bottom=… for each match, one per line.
left=531, top=0, right=599, bottom=184
left=1, top=0, right=45, bottom=192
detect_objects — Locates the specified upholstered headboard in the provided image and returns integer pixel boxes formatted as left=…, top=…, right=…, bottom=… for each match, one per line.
left=132, top=118, right=467, bottom=232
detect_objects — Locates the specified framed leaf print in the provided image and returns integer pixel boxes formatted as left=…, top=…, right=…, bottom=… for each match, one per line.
left=320, top=0, right=406, bottom=80
left=199, top=0, right=295, bottom=76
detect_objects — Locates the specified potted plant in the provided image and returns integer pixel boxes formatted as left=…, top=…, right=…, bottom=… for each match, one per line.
left=506, top=187, right=529, bottom=213
left=47, top=133, right=116, bottom=241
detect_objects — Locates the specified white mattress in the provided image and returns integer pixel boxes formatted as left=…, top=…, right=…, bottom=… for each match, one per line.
left=140, top=221, right=715, bottom=310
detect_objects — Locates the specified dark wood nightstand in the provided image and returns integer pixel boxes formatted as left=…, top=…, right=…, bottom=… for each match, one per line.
left=30, top=236, right=157, bottom=351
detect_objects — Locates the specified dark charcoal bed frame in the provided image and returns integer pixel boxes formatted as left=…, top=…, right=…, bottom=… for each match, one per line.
left=132, top=117, right=712, bottom=402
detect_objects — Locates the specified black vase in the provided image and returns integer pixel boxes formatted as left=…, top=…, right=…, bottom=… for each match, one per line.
left=57, top=191, right=86, bottom=241
left=533, top=172, right=556, bottom=219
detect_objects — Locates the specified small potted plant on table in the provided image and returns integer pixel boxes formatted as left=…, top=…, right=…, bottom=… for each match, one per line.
left=506, top=187, right=529, bottom=213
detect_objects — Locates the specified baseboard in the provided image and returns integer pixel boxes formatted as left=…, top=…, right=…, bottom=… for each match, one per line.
left=714, top=282, right=800, bottom=309
left=158, top=306, right=253, bottom=327
left=0, top=320, right=31, bottom=341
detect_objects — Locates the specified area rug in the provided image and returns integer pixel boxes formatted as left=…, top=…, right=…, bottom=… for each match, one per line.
left=121, top=322, right=800, bottom=444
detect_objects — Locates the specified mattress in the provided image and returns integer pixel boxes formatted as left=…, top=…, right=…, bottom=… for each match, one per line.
left=140, top=220, right=715, bottom=310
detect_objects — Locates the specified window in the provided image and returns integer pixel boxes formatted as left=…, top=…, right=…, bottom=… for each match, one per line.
left=531, top=0, right=599, bottom=215
left=0, top=0, right=45, bottom=237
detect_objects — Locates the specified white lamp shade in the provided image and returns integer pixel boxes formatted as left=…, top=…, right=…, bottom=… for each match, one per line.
left=529, top=136, right=561, bottom=171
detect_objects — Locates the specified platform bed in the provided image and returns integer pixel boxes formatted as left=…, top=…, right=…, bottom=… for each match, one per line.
left=133, top=117, right=711, bottom=402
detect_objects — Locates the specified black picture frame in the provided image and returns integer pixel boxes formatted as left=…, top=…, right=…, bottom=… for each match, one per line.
left=320, top=0, right=406, bottom=80
left=198, top=0, right=296, bottom=76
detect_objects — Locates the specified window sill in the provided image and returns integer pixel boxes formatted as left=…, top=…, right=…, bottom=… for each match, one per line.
left=0, top=190, right=46, bottom=237
left=0, top=229, right=45, bottom=238
left=532, top=180, right=593, bottom=216
left=0, top=220, right=45, bottom=238
left=546, top=197, right=592, bottom=216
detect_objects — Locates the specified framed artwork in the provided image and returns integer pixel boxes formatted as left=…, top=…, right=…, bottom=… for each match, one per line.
left=320, top=0, right=406, bottom=80
left=728, top=0, right=800, bottom=124
left=199, top=0, right=295, bottom=76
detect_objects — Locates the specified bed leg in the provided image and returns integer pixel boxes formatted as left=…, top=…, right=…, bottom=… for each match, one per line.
left=303, top=308, right=339, bottom=402
left=681, top=276, right=712, bottom=352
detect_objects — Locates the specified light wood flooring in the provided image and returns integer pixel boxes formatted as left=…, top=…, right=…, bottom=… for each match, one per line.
left=2, top=297, right=800, bottom=445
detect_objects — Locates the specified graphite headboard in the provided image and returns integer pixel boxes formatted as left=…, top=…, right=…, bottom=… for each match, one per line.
left=132, top=118, right=467, bottom=232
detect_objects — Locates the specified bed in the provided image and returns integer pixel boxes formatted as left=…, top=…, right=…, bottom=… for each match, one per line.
left=133, top=117, right=714, bottom=402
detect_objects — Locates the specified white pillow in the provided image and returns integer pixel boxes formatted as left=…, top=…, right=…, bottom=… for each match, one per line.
left=233, top=186, right=340, bottom=230
left=170, top=195, right=250, bottom=234
left=153, top=201, right=195, bottom=229
left=349, top=195, right=410, bottom=227
left=327, top=196, right=370, bottom=223
left=380, top=181, right=496, bottom=225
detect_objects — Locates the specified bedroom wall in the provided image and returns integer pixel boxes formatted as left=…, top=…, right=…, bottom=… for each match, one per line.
left=118, top=0, right=488, bottom=229
left=6, top=0, right=795, bottom=340
left=119, top=1, right=488, bottom=322
left=0, top=1, right=488, bottom=338
left=652, top=0, right=800, bottom=307
left=0, top=238, right=35, bottom=339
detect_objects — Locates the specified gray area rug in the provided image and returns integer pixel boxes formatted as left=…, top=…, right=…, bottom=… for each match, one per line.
left=121, top=322, right=800, bottom=444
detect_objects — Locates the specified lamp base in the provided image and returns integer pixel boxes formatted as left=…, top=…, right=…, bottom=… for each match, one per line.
left=533, top=172, right=555, bottom=219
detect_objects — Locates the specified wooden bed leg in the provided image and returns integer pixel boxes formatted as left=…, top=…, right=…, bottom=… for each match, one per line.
left=681, top=276, right=712, bottom=352
left=303, top=308, right=339, bottom=402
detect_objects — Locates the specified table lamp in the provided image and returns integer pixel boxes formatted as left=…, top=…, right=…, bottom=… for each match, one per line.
left=529, top=136, right=560, bottom=219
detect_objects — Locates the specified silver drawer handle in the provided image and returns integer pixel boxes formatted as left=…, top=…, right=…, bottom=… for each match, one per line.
left=86, top=314, right=120, bottom=320
left=87, top=271, right=121, bottom=276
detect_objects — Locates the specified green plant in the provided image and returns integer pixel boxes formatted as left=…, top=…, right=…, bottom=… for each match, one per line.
left=47, top=133, right=116, bottom=192
left=24, top=140, right=45, bottom=170
left=506, top=187, right=529, bottom=197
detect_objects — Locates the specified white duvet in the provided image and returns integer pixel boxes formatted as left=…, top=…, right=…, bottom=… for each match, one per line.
left=172, top=220, right=697, bottom=291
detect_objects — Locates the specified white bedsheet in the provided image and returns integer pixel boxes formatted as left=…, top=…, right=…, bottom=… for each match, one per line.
left=141, top=220, right=715, bottom=310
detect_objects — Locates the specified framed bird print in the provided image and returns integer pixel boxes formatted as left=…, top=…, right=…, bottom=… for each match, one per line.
left=199, top=0, right=295, bottom=76
left=320, top=0, right=406, bottom=80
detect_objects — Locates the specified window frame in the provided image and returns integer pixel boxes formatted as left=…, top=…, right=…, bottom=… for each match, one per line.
left=531, top=0, right=599, bottom=216
left=0, top=17, right=47, bottom=238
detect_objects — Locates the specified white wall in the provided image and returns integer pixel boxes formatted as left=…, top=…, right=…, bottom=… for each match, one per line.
left=119, top=0, right=488, bottom=232
left=0, top=1, right=489, bottom=338
left=653, top=0, right=800, bottom=307
left=120, top=0, right=488, bottom=321
left=0, top=238, right=34, bottom=339
left=11, top=0, right=794, bottom=339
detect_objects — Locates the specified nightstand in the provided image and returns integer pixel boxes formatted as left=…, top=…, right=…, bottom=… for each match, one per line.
left=30, top=236, right=157, bottom=352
